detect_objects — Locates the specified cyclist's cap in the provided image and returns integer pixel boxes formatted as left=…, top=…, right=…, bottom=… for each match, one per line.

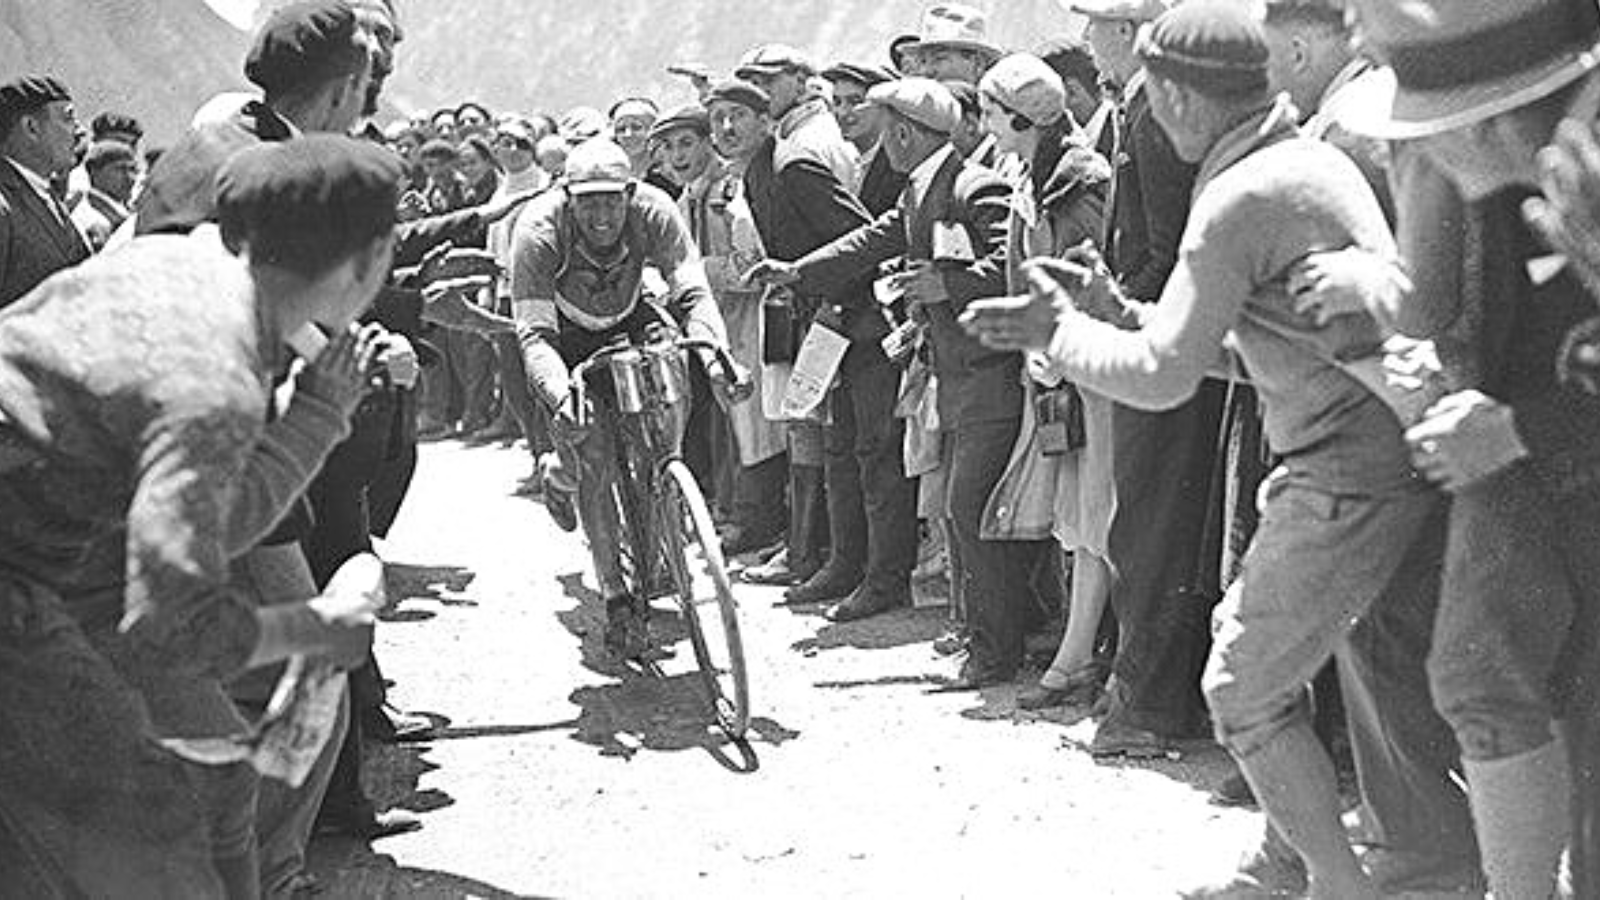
left=563, top=138, right=633, bottom=195
left=704, top=80, right=771, bottom=115
left=868, top=76, right=962, bottom=134
left=734, top=44, right=816, bottom=80
left=648, top=104, right=710, bottom=143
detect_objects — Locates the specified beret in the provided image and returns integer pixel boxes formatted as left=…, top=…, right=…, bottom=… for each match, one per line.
left=417, top=138, right=457, bottom=162
left=84, top=140, right=136, bottom=170
left=0, top=76, right=71, bottom=123
left=91, top=111, right=143, bottom=142
left=735, top=44, right=817, bottom=79
left=563, top=138, right=632, bottom=195
left=979, top=53, right=1067, bottom=127
left=822, top=62, right=896, bottom=89
left=704, top=80, right=772, bottom=115
left=868, top=76, right=962, bottom=134
left=216, top=134, right=401, bottom=272
left=244, top=0, right=369, bottom=97
left=648, top=104, right=710, bottom=142
left=1064, top=0, right=1170, bottom=22
left=1136, top=0, right=1271, bottom=97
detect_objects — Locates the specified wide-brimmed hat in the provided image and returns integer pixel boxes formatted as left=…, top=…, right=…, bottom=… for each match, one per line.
left=1340, top=0, right=1600, bottom=140
left=895, top=4, right=1002, bottom=63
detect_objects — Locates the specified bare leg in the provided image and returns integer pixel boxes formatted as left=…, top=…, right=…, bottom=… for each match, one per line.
left=1041, top=550, right=1112, bottom=690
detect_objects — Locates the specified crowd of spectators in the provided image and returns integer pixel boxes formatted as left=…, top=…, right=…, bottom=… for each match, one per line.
left=0, top=0, right=1597, bottom=897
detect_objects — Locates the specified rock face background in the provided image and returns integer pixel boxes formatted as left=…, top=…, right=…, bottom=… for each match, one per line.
left=5, top=0, right=1082, bottom=145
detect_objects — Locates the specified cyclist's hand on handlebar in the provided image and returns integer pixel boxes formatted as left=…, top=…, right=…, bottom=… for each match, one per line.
left=550, top=393, right=588, bottom=443
left=746, top=259, right=800, bottom=287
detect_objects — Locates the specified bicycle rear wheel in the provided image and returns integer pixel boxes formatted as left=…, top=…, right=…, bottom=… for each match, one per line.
left=656, top=459, right=749, bottom=738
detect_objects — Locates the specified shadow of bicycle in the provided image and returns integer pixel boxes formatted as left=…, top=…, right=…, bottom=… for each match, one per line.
left=554, top=573, right=799, bottom=772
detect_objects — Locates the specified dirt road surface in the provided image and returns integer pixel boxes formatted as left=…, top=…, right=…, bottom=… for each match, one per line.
left=309, top=440, right=1261, bottom=898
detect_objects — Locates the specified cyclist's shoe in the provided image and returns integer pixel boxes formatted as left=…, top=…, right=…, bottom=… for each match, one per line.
left=538, top=454, right=578, bottom=532
left=603, top=594, right=650, bottom=660
left=544, top=487, right=578, bottom=533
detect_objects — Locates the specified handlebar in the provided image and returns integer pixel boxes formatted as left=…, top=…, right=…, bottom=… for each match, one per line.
left=568, top=333, right=749, bottom=423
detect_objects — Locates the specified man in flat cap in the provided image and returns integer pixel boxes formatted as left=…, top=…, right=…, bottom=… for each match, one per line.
left=1331, top=0, right=1600, bottom=895
left=736, top=44, right=859, bottom=190
left=1063, top=0, right=1235, bottom=764
left=0, top=75, right=89, bottom=309
left=822, top=62, right=906, bottom=212
left=965, top=1, right=1468, bottom=894
left=0, top=133, right=398, bottom=900
left=704, top=80, right=832, bottom=589
left=69, top=140, right=137, bottom=252
left=752, top=78, right=1010, bottom=648
left=512, top=137, right=741, bottom=660
left=657, top=104, right=789, bottom=558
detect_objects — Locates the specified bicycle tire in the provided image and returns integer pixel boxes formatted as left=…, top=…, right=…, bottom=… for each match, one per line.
left=656, top=459, right=750, bottom=738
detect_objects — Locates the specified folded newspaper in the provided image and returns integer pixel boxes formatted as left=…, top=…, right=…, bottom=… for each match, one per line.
left=162, top=657, right=347, bottom=788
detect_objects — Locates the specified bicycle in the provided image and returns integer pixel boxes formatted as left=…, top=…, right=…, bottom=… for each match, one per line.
left=568, top=324, right=751, bottom=738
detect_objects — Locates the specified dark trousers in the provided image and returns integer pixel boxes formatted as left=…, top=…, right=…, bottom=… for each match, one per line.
left=947, top=415, right=1052, bottom=673
left=1338, top=500, right=1481, bottom=889
left=420, top=327, right=497, bottom=429
left=1102, top=379, right=1228, bottom=737
left=734, top=451, right=789, bottom=542
left=822, top=349, right=917, bottom=592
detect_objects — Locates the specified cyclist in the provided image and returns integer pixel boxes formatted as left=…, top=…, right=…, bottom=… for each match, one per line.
left=512, top=137, right=743, bottom=659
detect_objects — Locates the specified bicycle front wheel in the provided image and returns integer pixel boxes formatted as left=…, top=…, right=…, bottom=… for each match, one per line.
left=656, top=459, right=749, bottom=738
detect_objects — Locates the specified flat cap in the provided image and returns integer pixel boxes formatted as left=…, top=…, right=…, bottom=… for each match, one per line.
left=216, top=134, right=401, bottom=274
left=563, top=138, right=633, bottom=195
left=1063, top=0, right=1170, bottom=22
left=558, top=106, right=608, bottom=143
left=980, top=53, right=1066, bottom=127
left=704, top=80, right=772, bottom=115
left=1137, top=0, right=1270, bottom=97
left=648, top=104, right=710, bottom=142
left=244, top=0, right=369, bottom=97
left=868, top=77, right=962, bottom=134
left=1261, top=0, right=1348, bottom=24
left=91, top=111, right=143, bottom=142
left=0, top=76, right=71, bottom=123
left=822, top=62, right=897, bottom=89
left=417, top=138, right=457, bottom=162
left=84, top=140, right=136, bottom=170
left=735, top=44, right=817, bottom=79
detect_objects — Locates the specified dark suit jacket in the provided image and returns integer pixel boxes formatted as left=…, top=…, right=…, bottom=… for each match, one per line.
left=857, top=145, right=908, bottom=219
left=1107, top=84, right=1196, bottom=302
left=0, top=159, right=90, bottom=309
left=743, top=134, right=881, bottom=344
left=796, top=148, right=1015, bottom=427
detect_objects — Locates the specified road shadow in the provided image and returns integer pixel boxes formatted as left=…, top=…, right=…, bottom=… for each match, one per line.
left=384, top=562, right=480, bottom=607
left=554, top=573, right=798, bottom=770
left=789, top=605, right=949, bottom=654
left=309, top=842, right=550, bottom=898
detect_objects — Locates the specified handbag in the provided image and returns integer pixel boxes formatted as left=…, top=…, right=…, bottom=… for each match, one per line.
left=981, top=379, right=1066, bottom=541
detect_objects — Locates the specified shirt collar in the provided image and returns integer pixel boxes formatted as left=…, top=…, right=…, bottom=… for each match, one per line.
left=1194, top=94, right=1299, bottom=196
left=909, top=144, right=957, bottom=208
left=1119, top=69, right=1147, bottom=108
left=5, top=156, right=58, bottom=205
left=777, top=98, right=828, bottom=140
